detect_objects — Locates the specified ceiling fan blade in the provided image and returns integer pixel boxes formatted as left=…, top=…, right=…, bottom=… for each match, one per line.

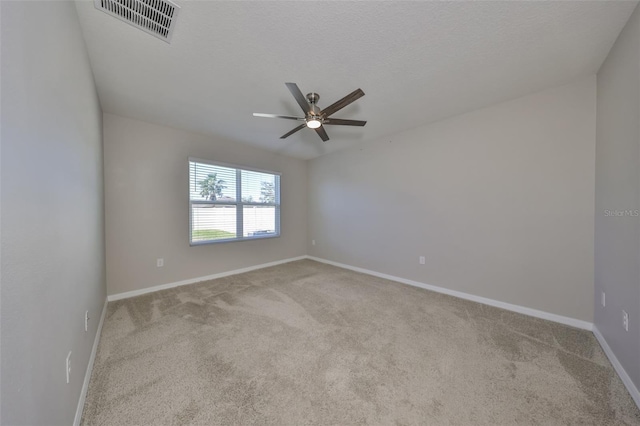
left=315, top=125, right=330, bottom=142
left=253, top=113, right=304, bottom=121
left=285, top=83, right=310, bottom=114
left=323, top=118, right=367, bottom=126
left=321, top=88, right=365, bottom=118
left=280, top=123, right=306, bottom=139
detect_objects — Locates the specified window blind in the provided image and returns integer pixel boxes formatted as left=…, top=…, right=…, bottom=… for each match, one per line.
left=189, top=158, right=280, bottom=244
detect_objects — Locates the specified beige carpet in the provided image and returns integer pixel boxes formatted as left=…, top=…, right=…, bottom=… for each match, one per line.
left=82, top=260, right=640, bottom=425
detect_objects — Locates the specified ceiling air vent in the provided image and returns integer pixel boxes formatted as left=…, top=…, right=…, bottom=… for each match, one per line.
left=94, top=0, right=180, bottom=43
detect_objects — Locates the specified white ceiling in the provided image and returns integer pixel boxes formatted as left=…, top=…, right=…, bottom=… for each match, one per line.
left=75, top=0, right=637, bottom=160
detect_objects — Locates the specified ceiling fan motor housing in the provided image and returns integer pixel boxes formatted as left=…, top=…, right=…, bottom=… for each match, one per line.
left=308, top=104, right=322, bottom=118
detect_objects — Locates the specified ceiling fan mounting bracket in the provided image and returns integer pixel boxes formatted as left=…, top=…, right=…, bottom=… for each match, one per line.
left=306, top=92, right=320, bottom=104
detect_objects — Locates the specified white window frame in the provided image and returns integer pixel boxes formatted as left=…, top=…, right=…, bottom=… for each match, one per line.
left=189, top=157, right=281, bottom=246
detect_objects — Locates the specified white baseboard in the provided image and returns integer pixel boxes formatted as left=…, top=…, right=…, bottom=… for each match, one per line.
left=307, top=256, right=593, bottom=331
left=74, top=297, right=108, bottom=426
left=107, top=256, right=308, bottom=302
left=593, top=326, right=640, bottom=409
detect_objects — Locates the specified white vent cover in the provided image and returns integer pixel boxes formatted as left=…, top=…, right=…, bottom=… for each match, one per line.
left=94, top=0, right=180, bottom=43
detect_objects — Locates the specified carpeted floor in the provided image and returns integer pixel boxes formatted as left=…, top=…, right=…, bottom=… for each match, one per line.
left=82, top=260, right=640, bottom=425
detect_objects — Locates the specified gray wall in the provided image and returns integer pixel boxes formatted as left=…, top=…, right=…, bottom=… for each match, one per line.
left=595, top=4, right=640, bottom=391
left=103, top=114, right=307, bottom=296
left=1, top=2, right=106, bottom=425
left=308, top=77, right=596, bottom=322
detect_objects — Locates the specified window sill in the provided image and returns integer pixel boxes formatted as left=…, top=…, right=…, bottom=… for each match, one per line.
left=190, top=233, right=280, bottom=246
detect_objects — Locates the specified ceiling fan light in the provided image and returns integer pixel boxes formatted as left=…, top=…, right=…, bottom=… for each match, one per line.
left=306, top=118, right=322, bottom=129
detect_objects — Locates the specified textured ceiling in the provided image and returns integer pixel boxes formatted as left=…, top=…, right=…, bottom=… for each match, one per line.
left=75, top=1, right=637, bottom=159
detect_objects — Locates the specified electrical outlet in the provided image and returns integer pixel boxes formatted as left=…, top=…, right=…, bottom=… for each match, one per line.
left=85, top=310, right=90, bottom=332
left=66, top=352, right=72, bottom=384
left=419, top=256, right=425, bottom=265
left=311, top=240, right=316, bottom=246
left=157, top=258, right=164, bottom=267
left=623, top=310, right=629, bottom=332
left=601, top=292, right=606, bottom=307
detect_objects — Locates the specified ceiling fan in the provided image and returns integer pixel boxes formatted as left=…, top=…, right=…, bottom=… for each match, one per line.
left=253, top=83, right=366, bottom=142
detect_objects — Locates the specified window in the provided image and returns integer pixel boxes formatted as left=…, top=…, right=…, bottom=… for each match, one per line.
left=189, top=158, right=280, bottom=245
